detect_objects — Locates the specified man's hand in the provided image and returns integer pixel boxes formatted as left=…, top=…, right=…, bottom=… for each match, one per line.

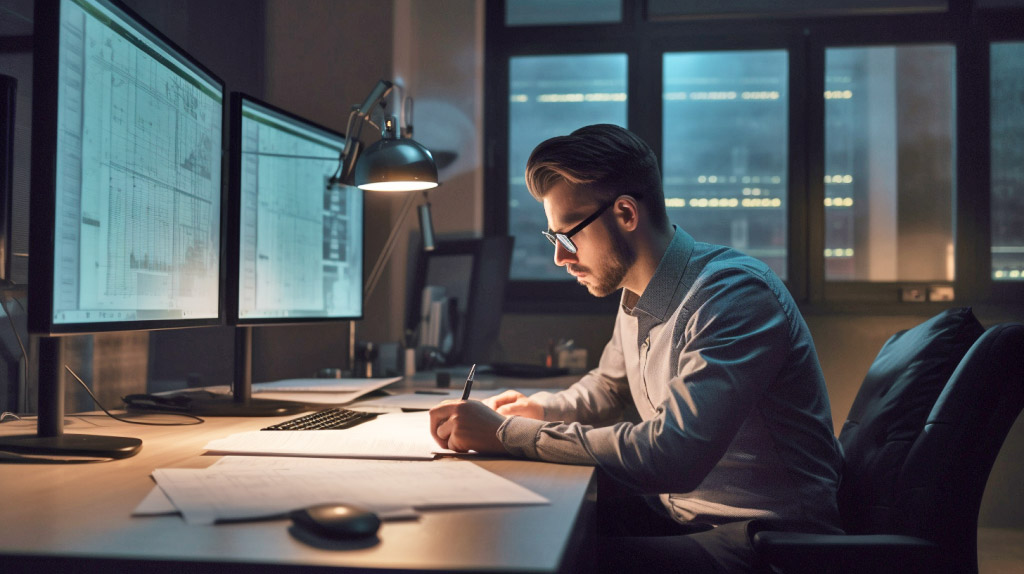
left=429, top=400, right=508, bottom=454
left=482, top=390, right=544, bottom=419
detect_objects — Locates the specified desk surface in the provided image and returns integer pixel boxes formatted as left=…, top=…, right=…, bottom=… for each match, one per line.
left=0, top=400, right=595, bottom=572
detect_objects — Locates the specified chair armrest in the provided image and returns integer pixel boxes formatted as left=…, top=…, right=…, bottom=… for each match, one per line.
left=752, top=531, right=944, bottom=574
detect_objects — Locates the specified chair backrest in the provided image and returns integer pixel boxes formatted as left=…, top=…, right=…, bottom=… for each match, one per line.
left=836, top=307, right=986, bottom=533
left=893, top=322, right=1024, bottom=572
left=836, top=313, right=1024, bottom=573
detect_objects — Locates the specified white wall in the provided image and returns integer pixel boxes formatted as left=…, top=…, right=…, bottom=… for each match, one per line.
left=389, top=0, right=484, bottom=339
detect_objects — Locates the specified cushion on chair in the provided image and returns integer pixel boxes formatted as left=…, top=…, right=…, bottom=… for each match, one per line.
left=836, top=307, right=985, bottom=534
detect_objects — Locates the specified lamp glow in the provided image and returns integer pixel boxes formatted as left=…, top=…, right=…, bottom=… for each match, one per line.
left=359, top=181, right=439, bottom=192
left=355, top=116, right=438, bottom=192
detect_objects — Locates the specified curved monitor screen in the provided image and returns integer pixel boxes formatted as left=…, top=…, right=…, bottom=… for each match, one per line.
left=45, top=0, right=223, bottom=328
left=234, top=96, right=363, bottom=322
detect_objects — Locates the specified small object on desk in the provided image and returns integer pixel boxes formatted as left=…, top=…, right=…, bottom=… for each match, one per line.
left=414, top=390, right=449, bottom=395
left=122, top=393, right=194, bottom=412
left=461, top=364, right=477, bottom=400
left=289, top=503, right=381, bottom=540
left=555, top=339, right=589, bottom=373
left=261, top=408, right=378, bottom=431
left=404, top=346, right=417, bottom=376
left=435, top=371, right=451, bottom=388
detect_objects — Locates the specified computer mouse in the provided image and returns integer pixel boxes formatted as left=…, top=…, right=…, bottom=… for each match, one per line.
left=289, top=503, right=381, bottom=540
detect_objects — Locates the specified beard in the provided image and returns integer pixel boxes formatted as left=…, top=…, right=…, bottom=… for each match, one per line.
left=568, top=223, right=635, bottom=298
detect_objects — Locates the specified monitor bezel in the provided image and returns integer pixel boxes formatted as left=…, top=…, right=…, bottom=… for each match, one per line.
left=227, top=92, right=365, bottom=327
left=0, top=73, right=14, bottom=284
left=28, top=0, right=229, bottom=336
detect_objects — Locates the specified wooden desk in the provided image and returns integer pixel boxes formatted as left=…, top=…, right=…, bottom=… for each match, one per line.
left=0, top=409, right=595, bottom=573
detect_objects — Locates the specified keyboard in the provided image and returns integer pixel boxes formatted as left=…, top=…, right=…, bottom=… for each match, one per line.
left=261, top=407, right=378, bottom=431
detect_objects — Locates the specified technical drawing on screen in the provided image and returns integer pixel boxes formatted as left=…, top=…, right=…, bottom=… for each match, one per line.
left=48, top=0, right=222, bottom=327
left=11, top=0, right=228, bottom=459
left=234, top=95, right=363, bottom=323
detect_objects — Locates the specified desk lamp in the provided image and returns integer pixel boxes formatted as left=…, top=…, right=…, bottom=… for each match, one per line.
left=327, top=80, right=439, bottom=375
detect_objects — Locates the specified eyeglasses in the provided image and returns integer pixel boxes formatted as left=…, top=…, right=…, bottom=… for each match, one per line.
left=542, top=198, right=617, bottom=255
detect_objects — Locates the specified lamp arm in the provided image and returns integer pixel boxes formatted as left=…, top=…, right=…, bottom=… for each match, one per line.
left=402, top=95, right=414, bottom=139
left=363, top=191, right=419, bottom=301
left=356, top=79, right=394, bottom=116
left=329, top=80, right=396, bottom=188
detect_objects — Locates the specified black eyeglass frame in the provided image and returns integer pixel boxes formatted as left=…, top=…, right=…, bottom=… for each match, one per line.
left=541, top=197, right=619, bottom=255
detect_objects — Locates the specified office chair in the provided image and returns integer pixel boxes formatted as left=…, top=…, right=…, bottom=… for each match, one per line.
left=751, top=311, right=1024, bottom=574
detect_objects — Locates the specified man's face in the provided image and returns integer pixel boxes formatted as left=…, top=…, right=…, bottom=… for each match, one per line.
left=542, top=181, right=635, bottom=298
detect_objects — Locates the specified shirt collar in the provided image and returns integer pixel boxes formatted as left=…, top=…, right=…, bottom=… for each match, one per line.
left=621, top=226, right=694, bottom=321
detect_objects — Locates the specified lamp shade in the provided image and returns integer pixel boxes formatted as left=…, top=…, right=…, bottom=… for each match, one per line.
left=355, top=136, right=439, bottom=192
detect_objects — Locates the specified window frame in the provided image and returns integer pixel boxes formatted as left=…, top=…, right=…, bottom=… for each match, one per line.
left=808, top=19, right=963, bottom=305
left=485, top=0, right=1024, bottom=315
left=978, top=12, right=1024, bottom=305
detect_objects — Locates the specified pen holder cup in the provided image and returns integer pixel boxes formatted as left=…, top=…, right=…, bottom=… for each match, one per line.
left=436, top=371, right=451, bottom=388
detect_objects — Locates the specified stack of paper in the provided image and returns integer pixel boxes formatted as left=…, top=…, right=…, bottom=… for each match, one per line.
left=141, top=410, right=551, bottom=525
left=148, top=456, right=549, bottom=525
left=250, top=376, right=402, bottom=405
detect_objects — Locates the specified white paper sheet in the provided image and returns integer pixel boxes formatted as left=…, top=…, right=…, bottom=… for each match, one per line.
left=247, top=391, right=392, bottom=406
left=355, top=388, right=500, bottom=410
left=252, top=376, right=400, bottom=394
left=355, top=387, right=566, bottom=411
left=154, top=377, right=401, bottom=407
left=203, top=411, right=446, bottom=460
left=151, top=457, right=548, bottom=525
left=133, top=485, right=419, bottom=521
left=133, top=484, right=179, bottom=515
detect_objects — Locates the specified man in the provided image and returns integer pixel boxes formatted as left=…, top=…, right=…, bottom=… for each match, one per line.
left=429, top=124, right=842, bottom=572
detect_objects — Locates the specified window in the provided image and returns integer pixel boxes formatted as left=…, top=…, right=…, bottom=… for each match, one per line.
left=663, top=50, right=789, bottom=279
left=505, top=0, right=622, bottom=26
left=824, top=45, right=956, bottom=282
left=991, top=41, right=1024, bottom=281
left=486, top=2, right=1024, bottom=310
left=508, top=53, right=628, bottom=281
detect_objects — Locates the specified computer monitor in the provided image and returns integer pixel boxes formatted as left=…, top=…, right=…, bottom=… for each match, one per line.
left=29, top=0, right=224, bottom=333
left=405, top=236, right=513, bottom=367
left=230, top=93, right=363, bottom=326
left=179, top=93, right=362, bottom=414
left=1, top=0, right=227, bottom=458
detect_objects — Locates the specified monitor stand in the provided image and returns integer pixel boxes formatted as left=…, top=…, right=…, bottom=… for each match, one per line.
left=0, top=336, right=142, bottom=459
left=132, top=326, right=307, bottom=417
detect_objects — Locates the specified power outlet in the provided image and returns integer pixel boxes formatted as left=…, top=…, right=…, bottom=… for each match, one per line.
left=900, top=287, right=927, bottom=302
left=928, top=286, right=955, bottom=302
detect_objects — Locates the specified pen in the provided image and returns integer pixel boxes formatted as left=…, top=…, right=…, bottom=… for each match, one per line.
left=461, top=364, right=477, bottom=400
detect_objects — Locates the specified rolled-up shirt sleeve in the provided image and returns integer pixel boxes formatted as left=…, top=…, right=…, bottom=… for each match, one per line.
left=498, top=267, right=792, bottom=495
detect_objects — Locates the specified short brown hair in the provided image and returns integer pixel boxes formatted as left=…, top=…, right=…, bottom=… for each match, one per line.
left=525, top=124, right=669, bottom=232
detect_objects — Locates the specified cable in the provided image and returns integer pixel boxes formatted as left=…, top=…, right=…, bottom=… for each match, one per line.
left=64, top=365, right=204, bottom=426
left=1, top=286, right=203, bottom=426
left=0, top=289, right=31, bottom=414
left=0, top=288, right=29, bottom=376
